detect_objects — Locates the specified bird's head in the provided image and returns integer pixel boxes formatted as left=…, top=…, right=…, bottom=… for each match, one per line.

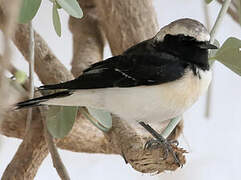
left=154, top=18, right=217, bottom=68
left=155, top=18, right=211, bottom=43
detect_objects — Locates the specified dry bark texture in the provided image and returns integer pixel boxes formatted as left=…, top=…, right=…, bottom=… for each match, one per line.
left=0, top=1, right=20, bottom=125
left=0, top=0, right=186, bottom=179
left=94, top=0, right=159, bottom=55
left=13, top=24, right=74, bottom=84
left=2, top=109, right=49, bottom=180
left=69, top=0, right=104, bottom=77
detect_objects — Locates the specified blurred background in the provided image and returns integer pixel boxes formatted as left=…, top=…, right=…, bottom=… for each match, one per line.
left=0, top=0, right=241, bottom=179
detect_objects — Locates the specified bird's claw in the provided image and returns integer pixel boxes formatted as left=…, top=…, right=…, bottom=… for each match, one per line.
left=144, top=138, right=182, bottom=167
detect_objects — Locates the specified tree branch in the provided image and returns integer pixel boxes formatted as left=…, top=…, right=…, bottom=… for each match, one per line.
left=216, top=0, right=241, bottom=26
left=13, top=24, right=74, bottom=84
left=0, top=7, right=73, bottom=85
left=1, top=108, right=49, bottom=180
left=69, top=0, right=104, bottom=77
left=210, top=0, right=232, bottom=43
left=0, top=0, right=20, bottom=124
left=94, top=0, right=159, bottom=55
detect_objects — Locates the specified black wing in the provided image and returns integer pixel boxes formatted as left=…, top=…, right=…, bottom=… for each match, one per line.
left=39, top=53, right=188, bottom=90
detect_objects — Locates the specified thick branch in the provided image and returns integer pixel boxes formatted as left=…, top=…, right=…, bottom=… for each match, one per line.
left=13, top=24, right=74, bottom=84
left=69, top=0, right=104, bottom=77
left=0, top=10, right=73, bottom=84
left=0, top=0, right=20, bottom=124
left=94, top=0, right=159, bottom=55
left=0, top=6, right=73, bottom=84
left=1, top=108, right=49, bottom=180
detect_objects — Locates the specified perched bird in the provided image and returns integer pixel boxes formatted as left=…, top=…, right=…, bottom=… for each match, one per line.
left=15, top=18, right=217, bottom=166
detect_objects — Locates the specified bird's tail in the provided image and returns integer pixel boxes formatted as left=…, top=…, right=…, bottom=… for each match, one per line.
left=15, top=90, right=72, bottom=110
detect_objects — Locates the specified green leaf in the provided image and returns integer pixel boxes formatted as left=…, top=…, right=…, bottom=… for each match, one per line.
left=56, top=0, right=83, bottom=18
left=46, top=106, right=77, bottom=138
left=205, top=0, right=214, bottom=4
left=214, top=37, right=241, bottom=76
left=14, top=70, right=27, bottom=84
left=80, top=107, right=112, bottom=132
left=18, top=0, right=42, bottom=24
left=52, top=2, right=61, bottom=36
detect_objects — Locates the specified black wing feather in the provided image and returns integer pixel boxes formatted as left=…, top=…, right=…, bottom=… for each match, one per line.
left=39, top=53, right=187, bottom=90
left=15, top=90, right=72, bottom=109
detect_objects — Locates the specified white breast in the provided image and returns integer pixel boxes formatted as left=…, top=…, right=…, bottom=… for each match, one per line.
left=105, top=69, right=212, bottom=123
left=44, top=69, right=212, bottom=124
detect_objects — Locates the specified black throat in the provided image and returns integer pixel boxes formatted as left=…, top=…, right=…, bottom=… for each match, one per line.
left=155, top=34, right=210, bottom=71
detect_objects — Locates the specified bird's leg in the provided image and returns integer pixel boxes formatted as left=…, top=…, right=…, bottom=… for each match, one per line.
left=139, top=116, right=182, bottom=166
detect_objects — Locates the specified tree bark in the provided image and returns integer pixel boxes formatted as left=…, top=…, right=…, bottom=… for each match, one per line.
left=69, top=0, right=104, bottom=77
left=94, top=0, right=159, bottom=55
left=2, top=108, right=49, bottom=180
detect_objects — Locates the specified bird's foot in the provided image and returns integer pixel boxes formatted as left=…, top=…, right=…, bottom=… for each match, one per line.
left=144, top=138, right=181, bottom=167
left=139, top=121, right=181, bottom=167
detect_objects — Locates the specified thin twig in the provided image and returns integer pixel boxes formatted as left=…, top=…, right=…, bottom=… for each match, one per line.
left=203, top=3, right=211, bottom=30
left=210, top=0, right=232, bottom=43
left=25, top=22, right=35, bottom=136
left=161, top=116, right=182, bottom=139
left=206, top=0, right=232, bottom=118
left=40, top=107, right=71, bottom=180
left=216, top=0, right=241, bottom=26
left=203, top=1, right=213, bottom=118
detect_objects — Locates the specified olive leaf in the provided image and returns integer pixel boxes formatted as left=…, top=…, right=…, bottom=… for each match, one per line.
left=52, top=2, right=61, bottom=36
left=56, top=0, right=83, bottom=18
left=214, top=37, right=241, bottom=76
left=80, top=107, right=112, bottom=132
left=205, top=0, right=214, bottom=4
left=18, top=0, right=42, bottom=23
left=46, top=106, right=77, bottom=138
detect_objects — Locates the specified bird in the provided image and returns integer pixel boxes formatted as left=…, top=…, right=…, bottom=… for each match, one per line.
left=15, top=18, right=217, bottom=166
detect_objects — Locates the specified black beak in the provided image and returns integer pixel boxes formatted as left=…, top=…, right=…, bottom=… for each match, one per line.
left=198, top=41, right=218, bottom=49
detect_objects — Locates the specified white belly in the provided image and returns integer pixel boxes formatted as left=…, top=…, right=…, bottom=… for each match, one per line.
left=45, top=69, right=212, bottom=124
